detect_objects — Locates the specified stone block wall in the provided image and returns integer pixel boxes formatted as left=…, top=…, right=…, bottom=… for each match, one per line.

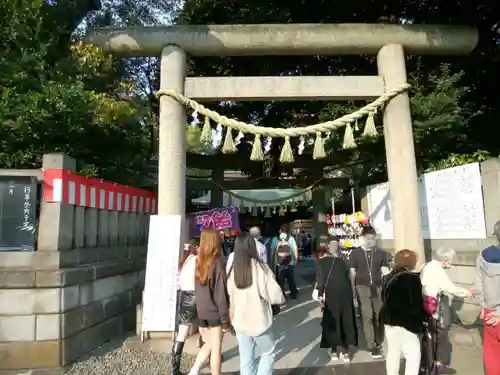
left=0, top=154, right=156, bottom=373
left=361, top=158, right=500, bottom=324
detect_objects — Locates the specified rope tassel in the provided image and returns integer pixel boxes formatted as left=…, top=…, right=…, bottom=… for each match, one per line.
left=342, top=123, right=357, bottom=149
left=238, top=199, right=246, bottom=213
left=302, top=193, right=308, bottom=206
left=362, top=112, right=378, bottom=138
left=312, top=132, right=326, bottom=160
left=250, top=134, right=264, bottom=161
left=222, top=127, right=237, bottom=154
left=200, top=116, right=212, bottom=145
left=279, top=136, right=295, bottom=164
left=264, top=206, right=272, bottom=217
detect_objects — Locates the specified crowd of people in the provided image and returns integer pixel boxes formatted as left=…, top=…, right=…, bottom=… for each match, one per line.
left=171, top=222, right=500, bottom=375
left=172, top=224, right=297, bottom=375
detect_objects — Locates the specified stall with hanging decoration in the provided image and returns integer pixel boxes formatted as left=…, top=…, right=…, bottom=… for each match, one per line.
left=192, top=178, right=325, bottom=217
left=328, top=212, right=370, bottom=249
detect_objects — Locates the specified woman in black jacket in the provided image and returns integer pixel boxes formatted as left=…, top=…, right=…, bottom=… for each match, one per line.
left=381, top=249, right=426, bottom=375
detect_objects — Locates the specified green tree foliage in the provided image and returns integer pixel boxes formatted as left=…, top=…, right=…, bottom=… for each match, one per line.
left=0, top=0, right=197, bottom=187
left=0, top=0, right=152, bottom=185
left=327, top=64, right=482, bottom=187
left=178, top=0, right=499, bottom=187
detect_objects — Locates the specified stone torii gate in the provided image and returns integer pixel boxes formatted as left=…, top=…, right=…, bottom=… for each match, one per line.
left=87, top=24, right=478, bottom=261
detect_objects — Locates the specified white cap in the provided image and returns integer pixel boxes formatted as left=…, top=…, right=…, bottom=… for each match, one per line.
left=249, top=226, right=261, bottom=238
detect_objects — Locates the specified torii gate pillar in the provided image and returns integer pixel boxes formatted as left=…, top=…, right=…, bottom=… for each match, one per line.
left=158, top=45, right=187, bottom=222
left=377, top=44, right=424, bottom=264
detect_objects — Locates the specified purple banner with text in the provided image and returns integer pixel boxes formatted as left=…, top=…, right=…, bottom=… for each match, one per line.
left=188, top=206, right=240, bottom=237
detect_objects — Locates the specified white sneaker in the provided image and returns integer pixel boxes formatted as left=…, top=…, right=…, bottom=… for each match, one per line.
left=330, top=352, right=339, bottom=361
left=341, top=352, right=351, bottom=363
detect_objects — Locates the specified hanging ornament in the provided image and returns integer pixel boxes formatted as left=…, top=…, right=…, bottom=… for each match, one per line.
left=239, top=199, right=246, bottom=213
left=298, top=136, right=305, bottom=155
left=235, top=131, right=244, bottom=146
left=312, top=131, right=326, bottom=160
left=279, top=136, right=294, bottom=163
left=221, top=127, right=237, bottom=154
left=362, top=111, right=378, bottom=138
left=302, top=193, right=308, bottom=206
left=200, top=116, right=212, bottom=145
left=264, top=137, right=273, bottom=154
left=290, top=197, right=297, bottom=212
left=213, top=123, right=223, bottom=148
left=264, top=206, right=272, bottom=218
left=250, top=134, right=264, bottom=161
left=342, top=123, right=357, bottom=149
left=251, top=203, right=258, bottom=216
left=190, top=109, right=200, bottom=127
left=278, top=205, right=285, bottom=216
left=272, top=206, right=277, bottom=215
left=354, top=119, right=360, bottom=131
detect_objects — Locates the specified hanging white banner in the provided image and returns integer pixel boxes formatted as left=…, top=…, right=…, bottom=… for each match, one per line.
left=142, top=214, right=182, bottom=333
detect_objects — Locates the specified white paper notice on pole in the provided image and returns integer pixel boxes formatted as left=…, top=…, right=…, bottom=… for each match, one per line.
left=142, top=214, right=182, bottom=332
left=366, top=162, right=487, bottom=239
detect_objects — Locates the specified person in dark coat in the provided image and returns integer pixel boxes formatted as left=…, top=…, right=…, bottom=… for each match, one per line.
left=381, top=249, right=427, bottom=375
left=314, top=244, right=357, bottom=363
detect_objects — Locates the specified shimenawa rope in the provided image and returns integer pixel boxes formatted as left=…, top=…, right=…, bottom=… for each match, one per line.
left=156, top=83, right=410, bottom=163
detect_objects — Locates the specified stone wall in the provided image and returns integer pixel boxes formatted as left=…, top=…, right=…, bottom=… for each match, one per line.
left=361, top=158, right=500, bottom=324
left=0, top=154, right=154, bottom=373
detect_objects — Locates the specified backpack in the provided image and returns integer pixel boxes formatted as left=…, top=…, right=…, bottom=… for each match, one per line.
left=276, top=235, right=292, bottom=266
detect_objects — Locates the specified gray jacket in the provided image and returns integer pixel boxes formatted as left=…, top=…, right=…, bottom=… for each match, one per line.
left=475, top=246, right=500, bottom=315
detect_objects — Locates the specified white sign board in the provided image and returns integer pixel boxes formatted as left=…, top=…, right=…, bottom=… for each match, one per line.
left=142, top=215, right=182, bottom=332
left=367, top=162, right=487, bottom=239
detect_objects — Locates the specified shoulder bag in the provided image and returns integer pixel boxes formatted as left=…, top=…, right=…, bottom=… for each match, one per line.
left=315, top=257, right=336, bottom=310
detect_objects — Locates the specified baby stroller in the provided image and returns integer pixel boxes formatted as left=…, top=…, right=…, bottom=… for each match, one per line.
left=420, top=321, right=438, bottom=375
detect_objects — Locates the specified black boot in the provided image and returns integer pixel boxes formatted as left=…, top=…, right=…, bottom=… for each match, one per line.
left=171, top=341, right=184, bottom=375
left=198, top=335, right=204, bottom=348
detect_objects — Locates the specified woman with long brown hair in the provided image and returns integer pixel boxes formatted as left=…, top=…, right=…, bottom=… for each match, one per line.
left=186, top=229, right=229, bottom=375
left=227, top=232, right=284, bottom=375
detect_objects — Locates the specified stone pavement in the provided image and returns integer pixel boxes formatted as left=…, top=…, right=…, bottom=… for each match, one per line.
left=124, top=259, right=485, bottom=375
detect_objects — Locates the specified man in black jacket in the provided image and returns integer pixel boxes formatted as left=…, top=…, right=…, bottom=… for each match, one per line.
left=348, top=226, right=391, bottom=358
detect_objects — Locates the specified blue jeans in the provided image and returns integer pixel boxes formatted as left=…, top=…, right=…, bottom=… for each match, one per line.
left=236, top=327, right=276, bottom=375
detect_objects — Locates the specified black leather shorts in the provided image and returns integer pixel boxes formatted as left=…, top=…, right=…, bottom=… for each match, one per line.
left=178, top=290, right=198, bottom=325
left=198, top=318, right=222, bottom=328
